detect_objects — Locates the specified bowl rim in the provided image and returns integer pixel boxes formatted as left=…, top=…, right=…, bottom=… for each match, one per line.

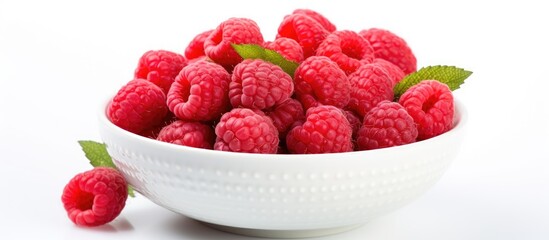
left=98, top=97, right=467, bottom=160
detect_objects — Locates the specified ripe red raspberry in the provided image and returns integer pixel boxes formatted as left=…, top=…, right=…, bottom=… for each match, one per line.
left=61, top=167, right=128, bottom=227
left=107, top=79, right=168, bottom=134
left=342, top=109, right=362, bottom=139
left=373, top=58, right=406, bottom=86
left=184, top=29, right=213, bottom=60
left=292, top=9, right=336, bottom=32
left=167, top=60, right=231, bottom=121
left=347, top=63, right=394, bottom=118
left=294, top=56, right=350, bottom=109
left=134, top=50, right=187, bottom=93
left=157, top=120, right=215, bottom=149
left=359, top=28, right=417, bottom=74
left=357, top=100, right=418, bottom=150
left=316, top=30, right=375, bottom=75
left=139, top=112, right=177, bottom=139
left=276, top=14, right=329, bottom=58
left=229, top=59, right=294, bottom=110
left=265, top=98, right=305, bottom=137
left=398, top=80, right=454, bottom=140
left=214, top=108, right=279, bottom=153
left=286, top=105, right=353, bottom=154
left=263, top=37, right=304, bottom=63
left=204, top=18, right=264, bottom=69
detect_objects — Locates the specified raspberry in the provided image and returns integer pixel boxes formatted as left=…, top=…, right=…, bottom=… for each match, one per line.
left=373, top=58, right=406, bottom=86
left=61, top=167, right=128, bottom=227
left=184, top=29, right=213, bottom=60
left=286, top=105, right=353, bottom=154
left=316, top=30, right=375, bottom=75
left=293, top=56, right=350, bottom=109
left=263, top=37, right=304, bottom=62
left=134, top=50, right=187, bottom=93
left=167, top=60, right=231, bottom=121
left=398, top=80, right=454, bottom=140
left=292, top=9, right=336, bottom=32
left=347, top=63, right=394, bottom=118
left=204, top=18, right=264, bottom=69
left=265, top=98, right=305, bottom=137
left=107, top=79, right=168, bottom=134
left=342, top=109, right=362, bottom=139
left=276, top=14, right=329, bottom=58
left=357, top=100, right=418, bottom=150
left=229, top=59, right=293, bottom=110
left=214, top=108, right=279, bottom=153
left=157, top=120, right=215, bottom=149
left=359, top=28, right=417, bottom=74
left=139, top=112, right=177, bottom=139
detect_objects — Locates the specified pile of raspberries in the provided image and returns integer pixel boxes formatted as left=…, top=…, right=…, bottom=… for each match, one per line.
left=108, top=9, right=455, bottom=154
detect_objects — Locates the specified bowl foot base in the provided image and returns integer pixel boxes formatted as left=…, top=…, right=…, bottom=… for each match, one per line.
left=200, top=221, right=365, bottom=238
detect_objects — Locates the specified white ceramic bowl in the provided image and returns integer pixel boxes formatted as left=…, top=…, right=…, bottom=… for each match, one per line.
left=98, top=99, right=467, bottom=238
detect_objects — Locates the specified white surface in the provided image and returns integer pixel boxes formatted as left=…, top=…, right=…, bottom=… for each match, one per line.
left=1, top=0, right=548, bottom=239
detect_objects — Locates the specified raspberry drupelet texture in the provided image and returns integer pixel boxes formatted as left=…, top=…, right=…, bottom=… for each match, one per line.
left=134, top=50, right=187, bottom=93
left=107, top=79, right=168, bottom=134
left=263, top=37, right=304, bottom=63
left=286, top=105, right=353, bottom=154
left=167, top=60, right=231, bottom=122
left=343, top=109, right=362, bottom=139
left=347, top=63, right=394, bottom=118
left=265, top=98, right=305, bottom=138
left=373, top=58, right=406, bottom=86
left=398, top=80, right=454, bottom=140
left=293, top=56, right=350, bottom=109
left=276, top=14, right=329, bottom=58
left=204, top=18, right=264, bottom=70
left=316, top=30, right=375, bottom=75
left=61, top=167, right=128, bottom=227
left=229, top=59, right=294, bottom=110
left=214, top=108, right=279, bottom=153
left=292, top=9, right=336, bottom=32
left=157, top=120, right=215, bottom=149
left=357, top=100, right=418, bottom=150
left=359, top=28, right=417, bottom=74
left=185, top=29, right=213, bottom=60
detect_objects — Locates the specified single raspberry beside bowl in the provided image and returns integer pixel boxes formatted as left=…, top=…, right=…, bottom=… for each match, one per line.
left=276, top=14, right=329, bottom=58
left=398, top=80, right=454, bottom=140
left=204, top=18, right=264, bottom=69
left=167, top=60, right=231, bottom=121
left=214, top=108, right=279, bottom=153
left=347, top=63, right=394, bottom=118
left=316, top=30, right=375, bottom=75
left=107, top=79, right=168, bottom=134
left=185, top=29, right=214, bottom=60
left=359, top=28, right=417, bottom=74
left=229, top=59, right=294, bottom=110
left=157, top=120, right=215, bottom=149
left=293, top=56, right=350, bottom=109
left=286, top=105, right=353, bottom=154
left=263, top=37, right=304, bottom=63
left=134, top=50, right=187, bottom=93
left=61, top=167, right=128, bottom=227
left=357, top=100, right=418, bottom=150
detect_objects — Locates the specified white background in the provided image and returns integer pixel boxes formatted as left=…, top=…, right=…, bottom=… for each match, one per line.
left=1, top=0, right=548, bottom=239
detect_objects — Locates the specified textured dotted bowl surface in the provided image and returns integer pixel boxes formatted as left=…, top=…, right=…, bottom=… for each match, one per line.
left=98, top=99, right=466, bottom=238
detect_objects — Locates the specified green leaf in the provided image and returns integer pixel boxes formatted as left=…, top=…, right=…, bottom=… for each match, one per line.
left=393, top=65, right=473, bottom=100
left=78, top=140, right=135, bottom=198
left=78, top=140, right=116, bottom=168
left=232, top=43, right=299, bottom=77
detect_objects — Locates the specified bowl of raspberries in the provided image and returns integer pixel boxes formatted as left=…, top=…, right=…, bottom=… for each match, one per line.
left=97, top=9, right=470, bottom=238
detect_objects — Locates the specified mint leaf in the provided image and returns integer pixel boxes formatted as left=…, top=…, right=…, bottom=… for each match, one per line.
left=394, top=65, right=473, bottom=100
left=78, top=140, right=135, bottom=198
left=232, top=43, right=299, bottom=77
